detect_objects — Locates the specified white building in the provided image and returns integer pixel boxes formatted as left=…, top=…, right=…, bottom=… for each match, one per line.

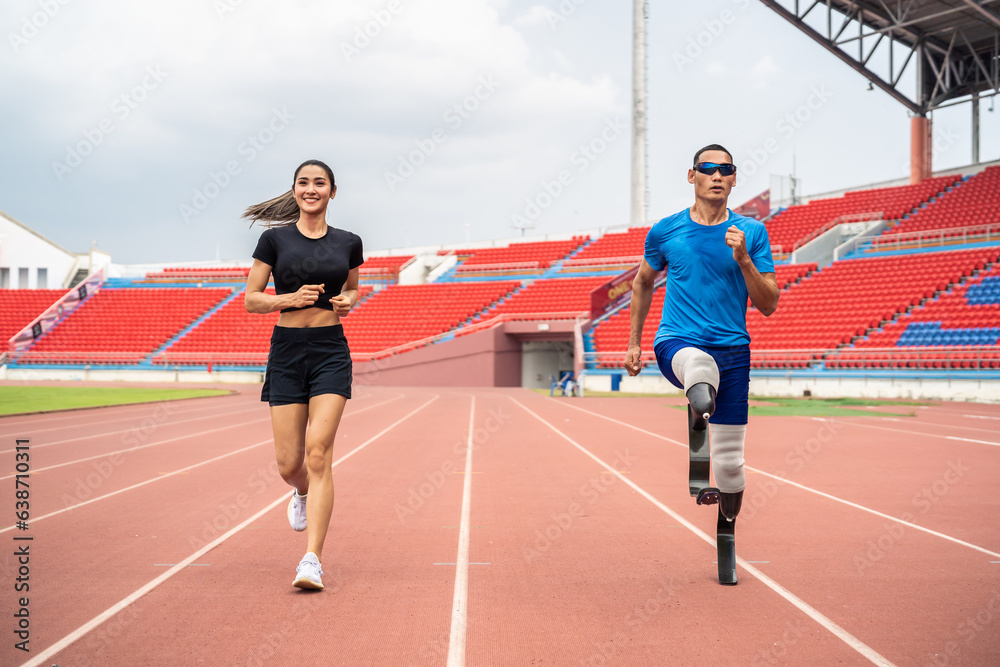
left=0, top=209, right=102, bottom=289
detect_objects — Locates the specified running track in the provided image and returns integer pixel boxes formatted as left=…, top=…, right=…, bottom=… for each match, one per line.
left=1, top=383, right=998, bottom=666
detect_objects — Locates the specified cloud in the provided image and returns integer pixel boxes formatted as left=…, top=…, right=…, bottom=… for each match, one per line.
left=0, top=0, right=627, bottom=261
left=513, top=5, right=552, bottom=29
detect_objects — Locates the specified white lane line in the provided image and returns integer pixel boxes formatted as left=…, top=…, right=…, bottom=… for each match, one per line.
left=511, top=396, right=895, bottom=667
left=0, top=394, right=406, bottom=533
left=20, top=393, right=439, bottom=667
left=744, top=470, right=1000, bottom=559
left=0, top=391, right=390, bottom=440
left=555, top=399, right=1000, bottom=559
left=944, top=435, right=1000, bottom=446
left=812, top=419, right=1000, bottom=447
left=0, top=398, right=249, bottom=437
left=0, top=440, right=269, bottom=534
left=0, top=404, right=265, bottom=454
left=0, top=394, right=243, bottom=428
left=2, top=394, right=404, bottom=480
left=917, top=420, right=1000, bottom=434
left=0, top=418, right=270, bottom=481
left=447, top=396, right=476, bottom=667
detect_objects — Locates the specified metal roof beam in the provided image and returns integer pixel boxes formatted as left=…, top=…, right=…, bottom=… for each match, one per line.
left=758, top=0, right=922, bottom=113
left=760, top=0, right=1000, bottom=112
left=961, top=31, right=994, bottom=83
left=961, top=0, right=1000, bottom=29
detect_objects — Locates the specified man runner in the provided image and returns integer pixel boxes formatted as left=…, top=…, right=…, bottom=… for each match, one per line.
left=624, top=143, right=779, bottom=584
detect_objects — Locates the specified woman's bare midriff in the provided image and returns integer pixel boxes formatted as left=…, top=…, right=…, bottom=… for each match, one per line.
left=276, top=307, right=342, bottom=329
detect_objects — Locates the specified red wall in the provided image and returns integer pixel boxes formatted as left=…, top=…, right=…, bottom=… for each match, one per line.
left=353, top=325, right=522, bottom=387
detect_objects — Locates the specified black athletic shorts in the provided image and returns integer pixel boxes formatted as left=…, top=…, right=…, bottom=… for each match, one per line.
left=261, top=324, right=352, bottom=406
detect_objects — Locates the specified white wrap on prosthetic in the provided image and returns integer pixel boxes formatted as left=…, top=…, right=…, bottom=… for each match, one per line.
left=670, top=347, right=720, bottom=393
left=709, top=423, right=746, bottom=493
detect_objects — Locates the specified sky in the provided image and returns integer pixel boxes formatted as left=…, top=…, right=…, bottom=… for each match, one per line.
left=1, top=0, right=997, bottom=265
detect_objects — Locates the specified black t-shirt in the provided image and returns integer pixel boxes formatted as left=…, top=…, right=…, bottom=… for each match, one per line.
left=252, top=224, right=364, bottom=312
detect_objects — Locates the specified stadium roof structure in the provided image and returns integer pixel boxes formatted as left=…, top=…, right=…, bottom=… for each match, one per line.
left=760, top=0, right=1000, bottom=115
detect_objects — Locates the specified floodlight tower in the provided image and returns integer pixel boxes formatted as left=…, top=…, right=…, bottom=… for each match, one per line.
left=630, top=0, right=649, bottom=227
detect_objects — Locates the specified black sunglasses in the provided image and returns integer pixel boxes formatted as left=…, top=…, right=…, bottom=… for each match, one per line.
left=693, top=162, right=737, bottom=176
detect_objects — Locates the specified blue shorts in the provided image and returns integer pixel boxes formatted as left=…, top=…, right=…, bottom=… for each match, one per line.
left=654, top=338, right=750, bottom=425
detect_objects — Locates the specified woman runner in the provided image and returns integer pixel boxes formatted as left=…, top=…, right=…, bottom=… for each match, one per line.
left=244, top=159, right=364, bottom=589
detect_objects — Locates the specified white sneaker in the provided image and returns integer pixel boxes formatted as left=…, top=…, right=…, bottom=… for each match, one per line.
left=287, top=490, right=307, bottom=531
left=293, top=553, right=323, bottom=590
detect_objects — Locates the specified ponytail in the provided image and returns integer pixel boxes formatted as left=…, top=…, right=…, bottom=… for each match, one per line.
left=243, top=190, right=300, bottom=228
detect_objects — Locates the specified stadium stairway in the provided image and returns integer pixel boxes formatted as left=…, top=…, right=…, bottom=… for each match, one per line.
left=469, top=284, right=527, bottom=324
left=432, top=262, right=461, bottom=283
left=9, top=288, right=100, bottom=354
left=148, top=287, right=243, bottom=364
left=539, top=237, right=595, bottom=279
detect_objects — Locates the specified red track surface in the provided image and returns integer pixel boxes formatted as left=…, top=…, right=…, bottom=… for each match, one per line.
left=1, top=383, right=998, bottom=666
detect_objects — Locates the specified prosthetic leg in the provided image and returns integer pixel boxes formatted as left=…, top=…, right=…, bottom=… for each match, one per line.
left=697, top=424, right=747, bottom=585
left=672, top=349, right=746, bottom=585
left=714, top=490, right=743, bottom=585
left=671, top=349, right=719, bottom=497
left=686, top=382, right=715, bottom=496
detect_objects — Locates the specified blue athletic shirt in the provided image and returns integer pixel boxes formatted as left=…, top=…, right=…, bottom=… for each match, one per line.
left=644, top=208, right=774, bottom=347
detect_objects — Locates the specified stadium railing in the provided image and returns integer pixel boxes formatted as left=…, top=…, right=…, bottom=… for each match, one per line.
left=13, top=344, right=998, bottom=371
left=559, top=255, right=641, bottom=270
left=143, top=268, right=251, bottom=282
left=868, top=222, right=1000, bottom=251
left=7, top=269, right=104, bottom=355
left=10, top=350, right=150, bottom=365
left=151, top=351, right=268, bottom=366
left=358, top=255, right=416, bottom=283
left=771, top=211, right=884, bottom=255
left=454, top=261, right=543, bottom=275
left=584, top=347, right=1000, bottom=371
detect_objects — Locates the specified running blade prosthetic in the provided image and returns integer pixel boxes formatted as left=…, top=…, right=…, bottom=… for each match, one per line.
left=686, top=383, right=715, bottom=496
left=716, top=509, right=737, bottom=585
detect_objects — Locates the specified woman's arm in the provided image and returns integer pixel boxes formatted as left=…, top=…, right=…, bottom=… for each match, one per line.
left=330, top=267, right=361, bottom=317
left=244, top=259, right=324, bottom=313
